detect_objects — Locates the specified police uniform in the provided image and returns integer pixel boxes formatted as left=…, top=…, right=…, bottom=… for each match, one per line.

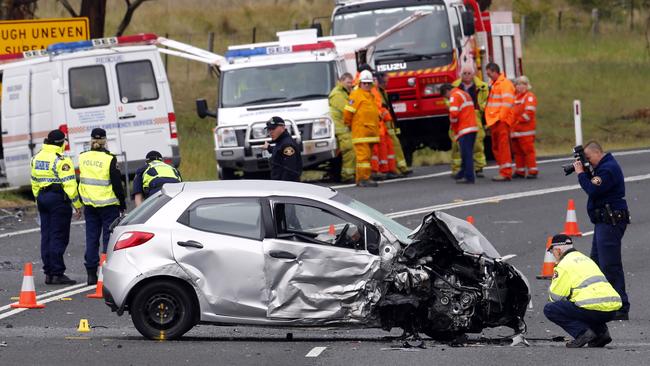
left=31, top=130, right=82, bottom=285
left=132, top=150, right=182, bottom=200
left=266, top=117, right=302, bottom=182
left=577, top=152, right=630, bottom=318
left=543, top=234, right=621, bottom=348
left=78, top=128, right=126, bottom=284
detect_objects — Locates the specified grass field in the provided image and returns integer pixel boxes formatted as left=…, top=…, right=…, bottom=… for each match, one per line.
left=31, top=1, right=650, bottom=179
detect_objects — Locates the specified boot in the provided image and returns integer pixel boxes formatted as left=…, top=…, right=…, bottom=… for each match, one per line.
left=45, top=275, right=52, bottom=285
left=566, top=329, right=597, bottom=348
left=87, top=267, right=98, bottom=286
left=588, top=329, right=612, bottom=348
left=357, top=180, right=378, bottom=188
left=50, top=274, right=77, bottom=285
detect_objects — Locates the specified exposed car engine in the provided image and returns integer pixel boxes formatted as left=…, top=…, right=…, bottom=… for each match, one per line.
left=376, top=212, right=530, bottom=341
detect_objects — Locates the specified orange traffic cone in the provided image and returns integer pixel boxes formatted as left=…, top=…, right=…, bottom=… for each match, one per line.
left=466, top=216, right=475, bottom=225
left=11, top=262, right=45, bottom=309
left=328, top=224, right=336, bottom=236
left=87, top=254, right=106, bottom=299
left=536, top=237, right=556, bottom=280
left=561, top=199, right=582, bottom=236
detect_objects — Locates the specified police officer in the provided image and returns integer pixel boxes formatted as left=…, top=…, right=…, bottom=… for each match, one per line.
left=262, top=116, right=302, bottom=181
left=132, top=150, right=182, bottom=206
left=78, top=128, right=126, bottom=285
left=543, top=234, right=622, bottom=348
left=573, top=141, right=630, bottom=320
left=31, top=129, right=82, bottom=285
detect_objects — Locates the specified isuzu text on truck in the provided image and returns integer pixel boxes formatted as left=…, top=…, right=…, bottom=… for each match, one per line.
left=331, top=0, right=522, bottom=164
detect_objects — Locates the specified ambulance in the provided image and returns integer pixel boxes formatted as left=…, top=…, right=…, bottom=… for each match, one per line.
left=196, top=29, right=355, bottom=179
left=0, top=34, right=203, bottom=187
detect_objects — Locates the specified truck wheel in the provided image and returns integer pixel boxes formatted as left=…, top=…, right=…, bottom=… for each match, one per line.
left=130, top=281, right=197, bottom=340
left=218, top=167, right=237, bottom=180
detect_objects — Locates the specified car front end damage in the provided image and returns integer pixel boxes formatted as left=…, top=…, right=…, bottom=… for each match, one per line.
left=375, top=211, right=531, bottom=341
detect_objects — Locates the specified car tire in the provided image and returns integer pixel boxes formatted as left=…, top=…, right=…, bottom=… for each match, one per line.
left=130, top=281, right=197, bottom=340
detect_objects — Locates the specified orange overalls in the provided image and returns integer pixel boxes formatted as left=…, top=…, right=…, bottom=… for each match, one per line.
left=344, top=88, right=380, bottom=183
left=370, top=86, right=397, bottom=174
left=485, top=73, right=515, bottom=179
left=511, top=90, right=538, bottom=177
left=449, top=88, right=479, bottom=141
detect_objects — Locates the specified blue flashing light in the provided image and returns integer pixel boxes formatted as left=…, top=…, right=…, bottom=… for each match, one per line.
left=225, top=47, right=269, bottom=59
left=48, top=40, right=94, bottom=53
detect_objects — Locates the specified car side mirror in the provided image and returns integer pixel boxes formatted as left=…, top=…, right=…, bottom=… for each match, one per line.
left=462, top=11, right=476, bottom=36
left=196, top=98, right=216, bottom=119
left=311, top=22, right=323, bottom=37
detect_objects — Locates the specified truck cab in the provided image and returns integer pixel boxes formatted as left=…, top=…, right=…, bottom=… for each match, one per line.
left=198, top=29, right=349, bottom=179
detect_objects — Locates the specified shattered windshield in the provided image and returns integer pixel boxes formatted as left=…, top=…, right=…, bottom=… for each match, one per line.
left=333, top=5, right=452, bottom=60
left=434, top=212, right=501, bottom=258
left=220, top=61, right=336, bottom=108
left=332, top=193, right=413, bottom=244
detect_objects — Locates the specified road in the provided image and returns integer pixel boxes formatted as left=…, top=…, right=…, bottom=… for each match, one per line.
left=1, top=150, right=650, bottom=365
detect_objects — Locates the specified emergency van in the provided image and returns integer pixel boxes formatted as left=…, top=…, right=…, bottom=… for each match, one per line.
left=196, top=29, right=354, bottom=179
left=0, top=34, right=181, bottom=187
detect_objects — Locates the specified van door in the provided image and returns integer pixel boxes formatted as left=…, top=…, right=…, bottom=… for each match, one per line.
left=1, top=68, right=32, bottom=186
left=63, top=58, right=121, bottom=162
left=110, top=51, right=173, bottom=172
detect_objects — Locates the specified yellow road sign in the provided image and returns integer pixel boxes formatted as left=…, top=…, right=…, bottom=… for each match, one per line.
left=0, top=18, right=89, bottom=55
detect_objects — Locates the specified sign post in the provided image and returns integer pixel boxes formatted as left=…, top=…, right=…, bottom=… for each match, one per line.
left=573, top=100, right=583, bottom=146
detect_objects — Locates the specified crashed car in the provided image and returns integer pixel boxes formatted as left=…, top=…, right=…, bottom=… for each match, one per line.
left=102, top=181, right=530, bottom=341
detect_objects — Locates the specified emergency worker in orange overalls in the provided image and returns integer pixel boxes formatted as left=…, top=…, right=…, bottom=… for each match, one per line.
left=344, top=70, right=380, bottom=187
left=370, top=77, right=400, bottom=179
left=376, top=73, right=412, bottom=176
left=485, top=62, right=515, bottom=181
left=441, top=84, right=479, bottom=183
left=511, top=76, right=538, bottom=179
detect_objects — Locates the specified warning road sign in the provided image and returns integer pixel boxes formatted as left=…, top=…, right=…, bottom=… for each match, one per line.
left=0, top=18, right=89, bottom=55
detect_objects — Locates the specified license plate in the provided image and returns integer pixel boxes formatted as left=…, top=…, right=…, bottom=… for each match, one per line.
left=392, top=103, right=406, bottom=113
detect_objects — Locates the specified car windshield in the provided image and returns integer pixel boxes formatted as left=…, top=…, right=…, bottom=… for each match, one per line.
left=332, top=193, right=413, bottom=244
left=433, top=212, right=502, bottom=258
left=220, top=61, right=336, bottom=108
left=333, top=5, right=452, bottom=60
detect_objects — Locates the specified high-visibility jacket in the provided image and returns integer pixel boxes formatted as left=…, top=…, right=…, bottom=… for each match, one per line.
left=511, top=90, right=537, bottom=138
left=344, top=88, right=380, bottom=144
left=328, top=83, right=351, bottom=135
left=485, top=73, right=515, bottom=127
left=549, top=250, right=622, bottom=312
left=78, top=150, right=119, bottom=207
left=452, top=76, right=489, bottom=118
left=30, top=143, right=82, bottom=209
left=142, top=160, right=182, bottom=191
left=448, top=88, right=478, bottom=141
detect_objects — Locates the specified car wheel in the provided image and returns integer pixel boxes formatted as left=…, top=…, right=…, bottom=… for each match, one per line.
left=130, top=281, right=196, bottom=340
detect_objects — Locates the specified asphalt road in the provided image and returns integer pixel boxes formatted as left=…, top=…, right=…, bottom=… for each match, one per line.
left=1, top=149, right=650, bottom=365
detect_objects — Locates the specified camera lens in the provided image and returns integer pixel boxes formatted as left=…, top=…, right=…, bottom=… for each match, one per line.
left=563, top=164, right=575, bottom=175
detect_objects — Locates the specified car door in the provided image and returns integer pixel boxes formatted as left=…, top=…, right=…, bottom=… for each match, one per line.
left=171, top=197, right=268, bottom=318
left=263, top=197, right=381, bottom=321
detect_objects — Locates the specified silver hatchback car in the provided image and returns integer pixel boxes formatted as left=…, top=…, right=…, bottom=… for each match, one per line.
left=103, top=181, right=530, bottom=340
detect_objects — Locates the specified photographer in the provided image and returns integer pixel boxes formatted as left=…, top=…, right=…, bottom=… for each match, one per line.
left=572, top=141, right=630, bottom=320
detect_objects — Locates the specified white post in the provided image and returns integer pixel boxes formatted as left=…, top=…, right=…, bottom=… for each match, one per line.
left=573, top=100, right=583, bottom=146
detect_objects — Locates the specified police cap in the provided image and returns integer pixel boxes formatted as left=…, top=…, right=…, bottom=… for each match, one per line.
left=146, top=150, right=163, bottom=162
left=266, top=116, right=285, bottom=130
left=91, top=128, right=107, bottom=139
left=47, top=129, right=66, bottom=144
left=547, top=234, right=573, bottom=251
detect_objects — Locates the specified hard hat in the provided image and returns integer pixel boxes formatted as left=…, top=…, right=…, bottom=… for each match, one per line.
left=359, top=70, right=374, bottom=83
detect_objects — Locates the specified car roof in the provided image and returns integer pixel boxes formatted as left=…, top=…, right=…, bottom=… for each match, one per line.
left=165, top=180, right=338, bottom=200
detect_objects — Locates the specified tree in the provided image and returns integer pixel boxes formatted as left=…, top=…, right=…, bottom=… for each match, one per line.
left=0, top=0, right=38, bottom=20
left=57, top=0, right=151, bottom=38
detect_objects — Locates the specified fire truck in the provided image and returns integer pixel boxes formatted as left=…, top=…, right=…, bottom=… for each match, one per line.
left=331, top=0, right=523, bottom=164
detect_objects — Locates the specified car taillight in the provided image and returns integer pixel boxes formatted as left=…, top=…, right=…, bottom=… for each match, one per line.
left=168, top=112, right=178, bottom=139
left=58, top=123, right=70, bottom=151
left=114, top=231, right=154, bottom=251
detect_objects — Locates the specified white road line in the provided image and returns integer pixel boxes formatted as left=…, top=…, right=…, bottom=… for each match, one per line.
left=0, top=220, right=85, bottom=239
left=0, top=283, right=86, bottom=313
left=385, top=173, right=650, bottom=219
left=330, top=148, right=650, bottom=190
left=0, top=285, right=94, bottom=321
left=305, top=346, right=327, bottom=358
left=582, top=230, right=594, bottom=237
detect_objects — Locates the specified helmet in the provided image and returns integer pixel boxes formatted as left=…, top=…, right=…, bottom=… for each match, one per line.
left=359, top=70, right=374, bottom=83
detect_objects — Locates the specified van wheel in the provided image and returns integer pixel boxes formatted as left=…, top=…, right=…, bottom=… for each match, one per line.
left=130, top=281, right=196, bottom=340
left=218, top=167, right=237, bottom=180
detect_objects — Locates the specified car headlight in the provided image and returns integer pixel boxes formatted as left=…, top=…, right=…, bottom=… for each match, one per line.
left=251, top=125, right=267, bottom=139
left=423, top=83, right=444, bottom=96
left=216, top=127, right=238, bottom=147
left=311, top=118, right=332, bottom=139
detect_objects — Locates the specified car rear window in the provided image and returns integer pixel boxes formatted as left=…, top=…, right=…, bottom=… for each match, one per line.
left=116, top=60, right=159, bottom=103
left=69, top=65, right=110, bottom=109
left=178, top=198, right=263, bottom=240
left=119, top=191, right=171, bottom=226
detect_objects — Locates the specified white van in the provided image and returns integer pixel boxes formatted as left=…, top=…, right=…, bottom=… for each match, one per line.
left=0, top=34, right=180, bottom=187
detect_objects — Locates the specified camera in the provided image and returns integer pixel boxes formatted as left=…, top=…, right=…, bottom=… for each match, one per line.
left=562, top=145, right=593, bottom=176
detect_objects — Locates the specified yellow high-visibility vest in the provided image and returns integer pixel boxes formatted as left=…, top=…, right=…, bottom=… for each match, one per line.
left=30, top=144, right=82, bottom=209
left=78, top=150, right=119, bottom=207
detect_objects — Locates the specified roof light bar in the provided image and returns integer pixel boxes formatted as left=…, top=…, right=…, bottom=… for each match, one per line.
left=225, top=40, right=335, bottom=59
left=48, top=33, right=158, bottom=53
